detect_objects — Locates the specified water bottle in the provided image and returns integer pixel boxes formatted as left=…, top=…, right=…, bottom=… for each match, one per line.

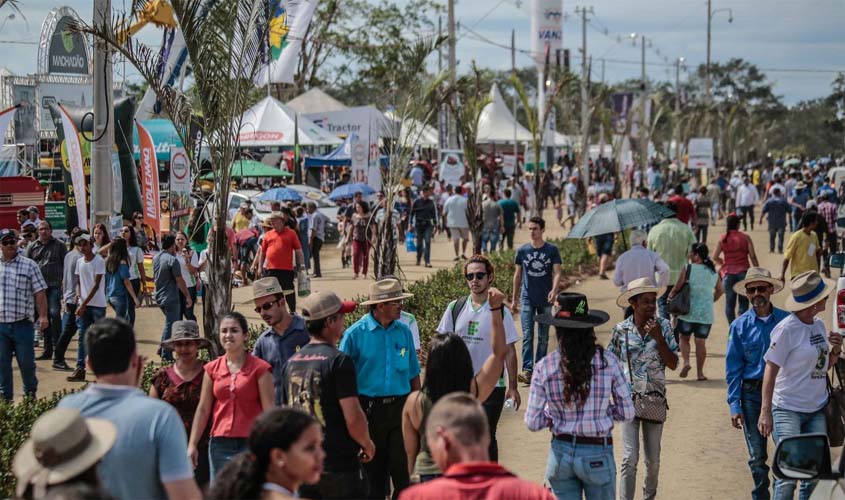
left=504, top=398, right=516, bottom=412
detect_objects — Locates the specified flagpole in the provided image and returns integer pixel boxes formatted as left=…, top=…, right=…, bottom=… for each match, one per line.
left=294, top=113, right=301, bottom=184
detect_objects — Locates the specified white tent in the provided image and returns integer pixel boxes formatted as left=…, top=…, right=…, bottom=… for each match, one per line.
left=237, top=96, right=342, bottom=147
left=383, top=110, right=439, bottom=147
left=477, top=84, right=533, bottom=144
left=286, top=88, right=347, bottom=114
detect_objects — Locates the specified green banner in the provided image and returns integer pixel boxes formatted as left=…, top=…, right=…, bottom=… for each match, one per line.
left=45, top=202, right=67, bottom=230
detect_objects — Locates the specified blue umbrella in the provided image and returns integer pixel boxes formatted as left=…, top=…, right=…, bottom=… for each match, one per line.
left=328, top=182, right=376, bottom=201
left=567, top=199, right=675, bottom=239
left=257, top=187, right=303, bottom=202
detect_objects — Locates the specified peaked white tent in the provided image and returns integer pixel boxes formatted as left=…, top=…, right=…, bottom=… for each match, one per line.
left=237, top=96, right=342, bottom=147
left=286, top=88, right=347, bottom=114
left=477, top=84, right=533, bottom=144
left=383, top=110, right=439, bottom=147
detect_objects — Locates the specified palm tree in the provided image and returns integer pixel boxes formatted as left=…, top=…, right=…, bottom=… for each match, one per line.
left=77, top=0, right=270, bottom=348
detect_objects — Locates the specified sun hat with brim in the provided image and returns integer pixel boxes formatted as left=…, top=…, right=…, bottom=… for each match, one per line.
left=616, top=277, right=667, bottom=308
left=266, top=211, right=286, bottom=221
left=784, top=270, right=835, bottom=312
left=161, top=320, right=211, bottom=350
left=360, top=278, right=414, bottom=305
left=732, top=267, right=784, bottom=295
left=536, top=292, right=610, bottom=328
left=13, top=408, right=116, bottom=499
left=301, top=291, right=357, bottom=321
left=251, top=277, right=294, bottom=301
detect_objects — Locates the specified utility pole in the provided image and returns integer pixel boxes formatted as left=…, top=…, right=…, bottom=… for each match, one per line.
left=639, top=35, right=648, bottom=177
left=675, top=57, right=684, bottom=162
left=512, top=29, right=518, bottom=165
left=92, top=0, right=115, bottom=228
left=576, top=6, right=593, bottom=186
left=705, top=0, right=711, bottom=105
left=447, top=0, right=458, bottom=149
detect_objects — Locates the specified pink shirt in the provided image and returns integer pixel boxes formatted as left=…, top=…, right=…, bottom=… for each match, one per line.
left=719, top=230, right=751, bottom=277
left=206, top=353, right=271, bottom=438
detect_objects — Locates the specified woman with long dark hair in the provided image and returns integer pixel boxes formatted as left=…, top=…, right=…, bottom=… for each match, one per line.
left=92, top=223, right=112, bottom=257
left=713, top=213, right=758, bottom=323
left=175, top=231, right=199, bottom=320
left=120, top=224, right=147, bottom=325
left=208, top=408, right=324, bottom=500
left=350, top=201, right=373, bottom=279
left=401, top=288, right=508, bottom=482
left=526, top=292, right=634, bottom=499
left=104, top=238, right=141, bottom=322
left=668, top=243, right=724, bottom=380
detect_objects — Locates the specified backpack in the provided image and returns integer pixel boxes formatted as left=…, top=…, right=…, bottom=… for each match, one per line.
left=451, top=295, right=469, bottom=330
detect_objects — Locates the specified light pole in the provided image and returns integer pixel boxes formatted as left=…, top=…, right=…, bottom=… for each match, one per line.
left=705, top=0, right=733, bottom=105
left=631, top=32, right=649, bottom=174
left=675, top=56, right=684, bottom=161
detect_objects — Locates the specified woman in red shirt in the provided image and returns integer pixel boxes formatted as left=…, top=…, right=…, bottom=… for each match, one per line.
left=188, top=311, right=274, bottom=482
left=713, top=213, right=759, bottom=323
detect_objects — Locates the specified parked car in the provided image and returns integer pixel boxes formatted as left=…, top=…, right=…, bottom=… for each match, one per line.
left=773, top=433, right=843, bottom=499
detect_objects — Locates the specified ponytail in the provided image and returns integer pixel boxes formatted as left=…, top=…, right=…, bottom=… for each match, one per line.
left=691, top=242, right=716, bottom=273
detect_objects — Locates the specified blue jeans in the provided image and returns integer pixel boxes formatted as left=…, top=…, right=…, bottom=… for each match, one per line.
left=480, top=229, right=500, bottom=253
left=40, top=287, right=62, bottom=356
left=128, top=279, right=141, bottom=326
left=160, top=300, right=182, bottom=362
left=75, top=306, right=107, bottom=369
left=415, top=223, right=434, bottom=264
left=521, top=300, right=551, bottom=372
left=54, top=303, right=78, bottom=363
left=546, top=438, right=615, bottom=500
left=741, top=383, right=770, bottom=500
left=208, top=436, right=248, bottom=484
left=180, top=286, right=197, bottom=321
left=771, top=406, right=826, bottom=500
left=0, top=320, right=37, bottom=401
left=723, top=272, right=749, bottom=325
left=108, top=295, right=130, bottom=322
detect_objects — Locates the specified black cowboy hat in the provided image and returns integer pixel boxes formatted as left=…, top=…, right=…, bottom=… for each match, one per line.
left=536, top=292, right=610, bottom=328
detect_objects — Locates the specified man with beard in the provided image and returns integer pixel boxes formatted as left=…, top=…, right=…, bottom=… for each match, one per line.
left=725, top=267, right=788, bottom=500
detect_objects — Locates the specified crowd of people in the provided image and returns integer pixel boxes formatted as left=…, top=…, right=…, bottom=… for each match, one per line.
left=3, top=155, right=845, bottom=499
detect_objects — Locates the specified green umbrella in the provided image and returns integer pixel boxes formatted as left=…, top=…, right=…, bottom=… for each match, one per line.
left=567, top=199, right=675, bottom=239
left=201, top=159, right=293, bottom=179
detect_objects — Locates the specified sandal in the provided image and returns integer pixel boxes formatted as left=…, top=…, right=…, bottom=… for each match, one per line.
left=680, top=365, right=691, bottom=378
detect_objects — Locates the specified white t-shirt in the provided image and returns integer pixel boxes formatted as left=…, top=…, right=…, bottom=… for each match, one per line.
left=399, top=311, right=421, bottom=351
left=127, top=246, right=145, bottom=281
left=76, top=254, right=107, bottom=308
left=198, top=249, right=209, bottom=284
left=443, top=194, right=469, bottom=228
left=437, top=298, right=519, bottom=388
left=176, top=251, right=199, bottom=287
left=764, top=314, right=830, bottom=413
left=565, top=183, right=577, bottom=206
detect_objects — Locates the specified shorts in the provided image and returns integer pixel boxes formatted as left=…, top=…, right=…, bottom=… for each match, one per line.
left=594, top=234, right=614, bottom=257
left=449, top=227, right=469, bottom=241
left=676, top=319, right=711, bottom=339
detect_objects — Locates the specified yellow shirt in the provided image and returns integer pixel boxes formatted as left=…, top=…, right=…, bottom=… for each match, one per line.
left=752, top=169, right=760, bottom=186
left=232, top=211, right=251, bottom=231
left=784, top=229, right=819, bottom=278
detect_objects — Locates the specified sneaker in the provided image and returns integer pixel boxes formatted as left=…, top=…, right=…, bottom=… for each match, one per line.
left=66, top=368, right=86, bottom=382
left=518, top=370, right=532, bottom=385
left=425, top=263, right=432, bottom=268
left=36, top=352, right=53, bottom=361
left=53, top=360, right=72, bottom=371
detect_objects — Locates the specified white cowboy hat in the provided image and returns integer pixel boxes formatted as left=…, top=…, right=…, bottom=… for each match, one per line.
left=617, top=276, right=667, bottom=308
left=784, top=270, right=834, bottom=312
left=732, top=267, right=784, bottom=296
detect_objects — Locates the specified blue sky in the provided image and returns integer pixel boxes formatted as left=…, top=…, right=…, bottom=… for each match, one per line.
left=8, top=0, right=844, bottom=105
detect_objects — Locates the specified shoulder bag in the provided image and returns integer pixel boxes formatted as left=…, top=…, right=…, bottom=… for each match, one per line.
left=825, top=361, right=845, bottom=447
left=625, top=328, right=668, bottom=424
left=668, top=264, right=692, bottom=316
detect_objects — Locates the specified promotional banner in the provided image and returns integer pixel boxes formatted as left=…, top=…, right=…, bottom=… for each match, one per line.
left=350, top=136, right=367, bottom=184
left=136, top=121, right=161, bottom=237
left=530, top=0, right=563, bottom=65
left=502, top=155, right=516, bottom=178
left=256, top=0, right=319, bottom=85
left=57, top=104, right=88, bottom=230
left=46, top=13, right=90, bottom=75
left=0, top=106, right=17, bottom=142
left=112, top=152, right=123, bottom=214
left=169, top=146, right=192, bottom=228
left=366, top=142, right=382, bottom=192
left=611, top=92, right=634, bottom=133
left=688, top=138, right=715, bottom=170
left=38, top=82, right=93, bottom=133
left=438, top=149, right=465, bottom=187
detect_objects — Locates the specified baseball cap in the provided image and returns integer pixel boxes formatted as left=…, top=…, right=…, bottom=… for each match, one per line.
left=27, top=206, right=39, bottom=214
left=0, top=228, right=16, bottom=241
left=300, top=292, right=357, bottom=321
left=74, top=234, right=93, bottom=244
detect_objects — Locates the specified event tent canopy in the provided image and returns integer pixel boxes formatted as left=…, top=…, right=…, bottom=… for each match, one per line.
left=383, top=110, right=439, bottom=147
left=237, top=96, right=342, bottom=147
left=286, top=88, right=347, bottom=114
left=200, top=159, right=292, bottom=179
left=304, top=134, right=389, bottom=168
left=477, top=84, right=533, bottom=144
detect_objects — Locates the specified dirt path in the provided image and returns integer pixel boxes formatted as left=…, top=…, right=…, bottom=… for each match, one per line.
left=13, top=212, right=820, bottom=498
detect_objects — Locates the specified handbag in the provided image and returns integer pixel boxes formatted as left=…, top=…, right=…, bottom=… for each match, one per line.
left=825, top=375, right=845, bottom=447
left=625, top=329, right=668, bottom=424
left=667, top=264, right=692, bottom=316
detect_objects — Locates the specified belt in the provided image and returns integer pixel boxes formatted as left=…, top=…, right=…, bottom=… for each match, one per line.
left=553, top=433, right=613, bottom=445
left=742, top=379, right=763, bottom=389
left=360, top=395, right=405, bottom=406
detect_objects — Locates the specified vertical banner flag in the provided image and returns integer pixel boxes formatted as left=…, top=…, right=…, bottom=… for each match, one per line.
left=688, top=138, right=715, bottom=170
left=350, top=135, right=367, bottom=184
left=531, top=0, right=563, bottom=65
left=0, top=105, right=17, bottom=142
left=58, top=105, right=88, bottom=230
left=169, top=146, right=192, bottom=231
left=256, top=0, right=319, bottom=85
left=136, top=121, right=161, bottom=237
left=293, top=113, right=302, bottom=184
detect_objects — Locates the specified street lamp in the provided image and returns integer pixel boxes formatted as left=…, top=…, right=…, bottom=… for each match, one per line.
left=706, top=1, right=733, bottom=104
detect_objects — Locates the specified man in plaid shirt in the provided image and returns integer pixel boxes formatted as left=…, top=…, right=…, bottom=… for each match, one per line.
left=0, top=228, right=49, bottom=401
left=816, top=191, right=838, bottom=277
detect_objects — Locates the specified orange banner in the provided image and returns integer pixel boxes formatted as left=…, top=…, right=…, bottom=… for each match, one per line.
left=136, top=120, right=160, bottom=237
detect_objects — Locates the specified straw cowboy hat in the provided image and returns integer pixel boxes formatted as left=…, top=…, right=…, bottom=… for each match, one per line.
left=251, top=276, right=295, bottom=301
left=784, top=270, right=835, bottom=312
left=13, top=408, right=116, bottom=498
left=536, top=292, right=610, bottom=328
left=616, top=276, right=667, bottom=308
left=732, top=267, right=784, bottom=296
left=160, top=320, right=211, bottom=350
left=360, top=278, right=414, bottom=305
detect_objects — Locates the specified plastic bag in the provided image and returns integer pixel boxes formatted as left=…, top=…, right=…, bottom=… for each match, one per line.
left=405, top=231, right=417, bottom=253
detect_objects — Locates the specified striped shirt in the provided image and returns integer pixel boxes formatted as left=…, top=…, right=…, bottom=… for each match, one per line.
left=525, top=349, right=634, bottom=437
left=0, top=254, right=47, bottom=323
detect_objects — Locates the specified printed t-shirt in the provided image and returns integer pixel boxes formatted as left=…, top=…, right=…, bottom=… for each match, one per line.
left=261, top=227, right=301, bottom=271
left=784, top=230, right=820, bottom=278
left=437, top=299, right=519, bottom=387
left=205, top=353, right=271, bottom=438
left=76, top=254, right=107, bottom=308
left=515, top=242, right=561, bottom=306
left=282, top=342, right=360, bottom=469
left=764, top=314, right=829, bottom=413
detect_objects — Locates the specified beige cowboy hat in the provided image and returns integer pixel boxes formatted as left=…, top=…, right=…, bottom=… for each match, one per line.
left=732, top=267, right=784, bottom=296
left=616, top=276, right=667, bottom=308
left=360, top=278, right=414, bottom=305
left=250, top=276, right=295, bottom=302
left=784, top=270, right=835, bottom=312
left=160, top=320, right=212, bottom=350
left=13, top=408, right=116, bottom=498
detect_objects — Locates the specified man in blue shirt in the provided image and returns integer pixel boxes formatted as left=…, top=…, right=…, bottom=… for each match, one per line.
left=817, top=176, right=838, bottom=205
left=760, top=188, right=789, bottom=254
left=340, top=278, right=421, bottom=499
left=511, top=216, right=561, bottom=384
left=725, top=268, right=788, bottom=500
left=788, top=182, right=811, bottom=232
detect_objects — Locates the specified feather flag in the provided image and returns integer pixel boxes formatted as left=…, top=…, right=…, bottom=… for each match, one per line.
left=136, top=120, right=161, bottom=238
left=255, top=0, right=319, bottom=85
left=57, top=105, right=88, bottom=230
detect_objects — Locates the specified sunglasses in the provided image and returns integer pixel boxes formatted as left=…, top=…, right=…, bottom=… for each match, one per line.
left=254, top=299, right=280, bottom=313
left=745, top=285, right=771, bottom=294
left=1, top=239, right=16, bottom=246
left=465, top=272, right=488, bottom=281
left=134, top=216, right=143, bottom=220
